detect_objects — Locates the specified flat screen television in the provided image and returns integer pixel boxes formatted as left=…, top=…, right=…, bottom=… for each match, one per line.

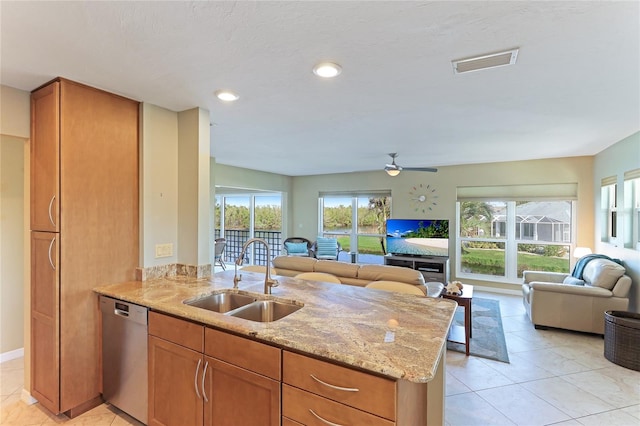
left=386, top=219, right=449, bottom=257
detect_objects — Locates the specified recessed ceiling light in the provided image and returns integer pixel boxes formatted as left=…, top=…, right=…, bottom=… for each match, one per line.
left=214, top=90, right=239, bottom=101
left=452, top=48, right=519, bottom=74
left=313, top=62, right=342, bottom=78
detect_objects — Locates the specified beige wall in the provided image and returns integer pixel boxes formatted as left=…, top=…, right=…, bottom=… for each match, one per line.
left=594, top=131, right=640, bottom=312
left=1, top=85, right=30, bottom=138
left=292, top=156, right=595, bottom=291
left=0, top=136, right=26, bottom=354
left=140, top=103, right=179, bottom=266
left=177, top=108, right=210, bottom=266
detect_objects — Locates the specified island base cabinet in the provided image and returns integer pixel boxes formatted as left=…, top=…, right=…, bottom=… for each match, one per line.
left=283, top=384, right=394, bottom=426
left=148, top=336, right=204, bottom=426
left=204, top=358, right=280, bottom=426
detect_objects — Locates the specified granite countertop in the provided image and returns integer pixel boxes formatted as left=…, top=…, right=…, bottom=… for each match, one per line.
left=94, top=270, right=457, bottom=383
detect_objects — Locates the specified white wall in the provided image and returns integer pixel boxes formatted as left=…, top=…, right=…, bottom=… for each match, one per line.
left=594, top=131, right=640, bottom=312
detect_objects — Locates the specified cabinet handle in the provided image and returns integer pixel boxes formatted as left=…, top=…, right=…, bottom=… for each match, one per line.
left=309, top=409, right=344, bottom=426
left=309, top=374, right=359, bottom=392
left=48, top=195, right=56, bottom=227
left=47, top=237, right=56, bottom=270
left=194, top=358, right=202, bottom=399
left=201, top=361, right=209, bottom=402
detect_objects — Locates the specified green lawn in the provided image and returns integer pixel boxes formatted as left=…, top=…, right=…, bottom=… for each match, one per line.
left=461, top=248, right=569, bottom=276
left=334, top=235, right=385, bottom=254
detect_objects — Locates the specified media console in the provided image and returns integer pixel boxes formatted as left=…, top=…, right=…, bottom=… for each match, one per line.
left=384, top=254, right=450, bottom=284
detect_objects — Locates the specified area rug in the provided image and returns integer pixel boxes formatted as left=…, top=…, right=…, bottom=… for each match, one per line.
left=447, top=297, right=510, bottom=363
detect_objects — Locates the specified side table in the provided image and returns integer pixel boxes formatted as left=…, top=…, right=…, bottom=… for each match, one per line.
left=442, top=284, right=474, bottom=356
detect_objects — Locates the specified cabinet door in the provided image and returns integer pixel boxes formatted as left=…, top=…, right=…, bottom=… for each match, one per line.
left=30, top=231, right=60, bottom=414
left=203, top=357, right=280, bottom=426
left=148, top=336, right=204, bottom=426
left=30, top=82, right=60, bottom=232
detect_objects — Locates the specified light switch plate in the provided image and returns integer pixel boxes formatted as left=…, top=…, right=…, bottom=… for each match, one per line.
left=155, top=243, right=173, bottom=258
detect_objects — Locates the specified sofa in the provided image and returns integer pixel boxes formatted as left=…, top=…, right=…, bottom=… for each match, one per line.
left=522, top=257, right=631, bottom=334
left=271, top=255, right=443, bottom=297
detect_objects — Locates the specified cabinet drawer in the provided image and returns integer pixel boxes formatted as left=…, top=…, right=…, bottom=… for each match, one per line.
left=282, top=417, right=304, bottom=426
left=283, top=385, right=394, bottom=426
left=148, top=311, right=204, bottom=352
left=204, top=328, right=281, bottom=380
left=283, top=351, right=396, bottom=420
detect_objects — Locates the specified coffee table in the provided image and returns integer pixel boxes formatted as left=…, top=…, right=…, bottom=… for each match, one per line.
left=442, top=284, right=473, bottom=355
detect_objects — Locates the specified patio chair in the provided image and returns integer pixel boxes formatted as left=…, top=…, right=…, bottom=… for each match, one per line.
left=283, top=237, right=313, bottom=257
left=311, top=237, right=343, bottom=260
left=213, top=238, right=227, bottom=270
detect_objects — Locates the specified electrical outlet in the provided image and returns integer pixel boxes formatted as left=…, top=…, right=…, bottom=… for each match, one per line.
left=155, top=243, right=173, bottom=258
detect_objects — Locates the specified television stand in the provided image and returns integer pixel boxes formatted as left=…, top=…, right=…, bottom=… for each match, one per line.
left=384, top=254, right=450, bottom=284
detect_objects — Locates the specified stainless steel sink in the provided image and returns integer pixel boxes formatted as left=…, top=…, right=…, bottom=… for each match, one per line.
left=228, top=300, right=303, bottom=322
left=183, top=290, right=258, bottom=313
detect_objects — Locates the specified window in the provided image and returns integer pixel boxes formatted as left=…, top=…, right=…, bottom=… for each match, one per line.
left=601, top=179, right=617, bottom=242
left=456, top=183, right=577, bottom=282
left=623, top=169, right=640, bottom=250
left=319, top=193, right=391, bottom=264
left=214, top=192, right=282, bottom=266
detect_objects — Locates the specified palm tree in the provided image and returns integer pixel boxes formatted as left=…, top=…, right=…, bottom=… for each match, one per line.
left=460, top=201, right=493, bottom=237
left=368, top=197, right=391, bottom=254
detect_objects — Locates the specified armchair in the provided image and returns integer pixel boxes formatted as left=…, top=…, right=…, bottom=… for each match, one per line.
left=522, top=257, right=631, bottom=334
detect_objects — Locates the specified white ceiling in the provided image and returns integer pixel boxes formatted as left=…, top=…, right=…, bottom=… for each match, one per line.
left=2, top=1, right=638, bottom=176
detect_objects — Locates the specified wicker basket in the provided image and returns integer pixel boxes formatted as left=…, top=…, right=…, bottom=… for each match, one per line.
left=604, top=311, right=640, bottom=371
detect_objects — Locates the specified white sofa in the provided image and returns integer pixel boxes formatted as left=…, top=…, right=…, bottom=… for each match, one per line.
left=522, top=258, right=631, bottom=334
left=271, top=255, right=444, bottom=296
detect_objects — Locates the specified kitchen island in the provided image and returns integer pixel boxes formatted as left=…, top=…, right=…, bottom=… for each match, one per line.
left=94, top=270, right=457, bottom=425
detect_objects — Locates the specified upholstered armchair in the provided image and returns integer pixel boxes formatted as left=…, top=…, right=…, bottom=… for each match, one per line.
left=522, top=257, right=631, bottom=334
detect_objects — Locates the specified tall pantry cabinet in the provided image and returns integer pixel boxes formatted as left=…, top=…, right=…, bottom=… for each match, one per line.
left=30, top=78, right=139, bottom=416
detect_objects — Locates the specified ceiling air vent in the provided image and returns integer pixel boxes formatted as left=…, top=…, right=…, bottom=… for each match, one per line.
left=452, top=48, right=519, bottom=74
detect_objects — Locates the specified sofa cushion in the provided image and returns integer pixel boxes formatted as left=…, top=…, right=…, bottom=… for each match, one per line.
left=285, top=241, right=309, bottom=255
left=582, top=259, right=626, bottom=290
left=315, top=260, right=359, bottom=279
left=563, top=276, right=585, bottom=286
left=272, top=255, right=317, bottom=272
left=357, top=264, right=425, bottom=286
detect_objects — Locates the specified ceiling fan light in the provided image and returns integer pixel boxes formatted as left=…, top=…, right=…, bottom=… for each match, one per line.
left=386, top=169, right=400, bottom=177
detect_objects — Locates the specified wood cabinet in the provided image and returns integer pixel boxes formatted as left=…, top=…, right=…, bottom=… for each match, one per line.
left=282, top=350, right=395, bottom=425
left=148, top=312, right=281, bottom=426
left=30, top=78, right=139, bottom=416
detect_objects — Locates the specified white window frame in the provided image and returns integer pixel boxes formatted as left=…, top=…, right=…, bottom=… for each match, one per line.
left=456, top=200, right=577, bottom=284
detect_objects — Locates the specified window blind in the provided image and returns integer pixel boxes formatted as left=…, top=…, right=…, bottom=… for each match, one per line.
left=456, top=183, right=578, bottom=201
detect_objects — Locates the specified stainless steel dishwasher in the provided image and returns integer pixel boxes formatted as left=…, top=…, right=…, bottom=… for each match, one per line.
left=100, top=295, right=148, bottom=424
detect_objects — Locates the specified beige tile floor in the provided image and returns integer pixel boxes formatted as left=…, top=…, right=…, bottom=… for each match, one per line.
left=1, top=290, right=639, bottom=425
left=445, top=290, right=640, bottom=426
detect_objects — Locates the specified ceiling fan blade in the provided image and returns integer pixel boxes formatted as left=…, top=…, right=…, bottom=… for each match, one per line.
left=403, top=167, right=438, bottom=172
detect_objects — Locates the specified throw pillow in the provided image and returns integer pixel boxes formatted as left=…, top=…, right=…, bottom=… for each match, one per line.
left=285, top=242, right=308, bottom=254
left=315, top=237, right=338, bottom=257
left=563, top=276, right=585, bottom=286
left=582, top=259, right=626, bottom=290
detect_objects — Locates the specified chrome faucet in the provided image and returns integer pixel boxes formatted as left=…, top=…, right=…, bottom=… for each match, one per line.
left=234, top=238, right=278, bottom=294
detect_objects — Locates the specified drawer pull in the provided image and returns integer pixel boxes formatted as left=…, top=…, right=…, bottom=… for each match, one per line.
left=310, top=374, right=359, bottom=392
left=201, top=361, right=209, bottom=402
left=48, top=195, right=56, bottom=227
left=309, top=409, right=344, bottom=426
left=194, top=358, right=202, bottom=399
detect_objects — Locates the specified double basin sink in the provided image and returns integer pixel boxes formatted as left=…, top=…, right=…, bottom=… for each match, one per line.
left=183, top=290, right=303, bottom=322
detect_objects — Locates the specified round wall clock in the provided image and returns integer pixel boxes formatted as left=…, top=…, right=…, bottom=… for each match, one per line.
left=409, top=183, right=438, bottom=213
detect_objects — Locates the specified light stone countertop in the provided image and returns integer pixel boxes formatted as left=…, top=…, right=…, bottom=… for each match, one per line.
left=94, top=270, right=457, bottom=383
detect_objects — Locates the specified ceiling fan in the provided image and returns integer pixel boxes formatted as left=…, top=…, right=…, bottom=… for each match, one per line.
left=384, top=153, right=437, bottom=176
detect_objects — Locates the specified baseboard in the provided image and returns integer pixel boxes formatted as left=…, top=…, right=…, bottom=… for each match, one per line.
left=21, top=389, right=38, bottom=405
left=474, top=285, right=521, bottom=296
left=0, top=347, right=24, bottom=363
